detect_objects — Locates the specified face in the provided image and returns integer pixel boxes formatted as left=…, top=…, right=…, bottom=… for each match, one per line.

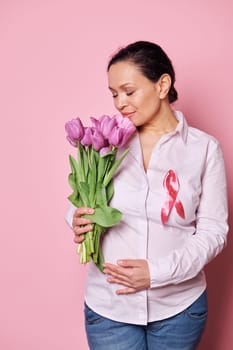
left=108, top=61, right=163, bottom=127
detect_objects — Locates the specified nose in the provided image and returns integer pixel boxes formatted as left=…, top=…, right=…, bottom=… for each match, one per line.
left=115, top=94, right=128, bottom=111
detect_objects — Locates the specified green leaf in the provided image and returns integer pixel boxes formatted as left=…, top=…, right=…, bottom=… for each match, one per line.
left=97, top=155, right=106, bottom=182
left=84, top=205, right=122, bottom=227
left=69, top=155, right=78, bottom=176
left=77, top=143, right=85, bottom=182
left=68, top=173, right=77, bottom=191
left=88, top=150, right=97, bottom=206
left=103, top=150, right=117, bottom=179
left=100, top=150, right=116, bottom=158
left=92, top=224, right=101, bottom=264
left=82, top=147, right=89, bottom=178
left=106, top=181, right=114, bottom=202
left=103, top=148, right=130, bottom=187
left=68, top=192, right=82, bottom=207
left=95, top=182, right=107, bottom=207
left=79, top=182, right=90, bottom=207
left=96, top=251, right=105, bottom=272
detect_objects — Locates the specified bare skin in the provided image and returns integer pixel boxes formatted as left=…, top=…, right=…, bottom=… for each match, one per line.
left=72, top=207, right=94, bottom=243
left=72, top=61, right=178, bottom=294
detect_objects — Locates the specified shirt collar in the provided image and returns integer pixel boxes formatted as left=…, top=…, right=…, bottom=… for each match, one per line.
left=173, top=110, right=188, bottom=144
left=128, top=131, right=143, bottom=164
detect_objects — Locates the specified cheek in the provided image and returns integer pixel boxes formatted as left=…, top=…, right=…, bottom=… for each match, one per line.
left=113, top=98, right=120, bottom=111
left=139, top=91, right=159, bottom=108
left=148, top=95, right=161, bottom=112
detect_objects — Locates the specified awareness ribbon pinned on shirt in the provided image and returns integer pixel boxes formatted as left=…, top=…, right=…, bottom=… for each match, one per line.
left=161, top=169, right=185, bottom=224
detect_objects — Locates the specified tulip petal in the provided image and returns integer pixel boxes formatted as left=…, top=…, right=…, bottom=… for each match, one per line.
left=65, top=117, right=85, bottom=146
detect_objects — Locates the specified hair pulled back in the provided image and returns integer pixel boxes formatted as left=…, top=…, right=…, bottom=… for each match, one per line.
left=107, top=41, right=178, bottom=103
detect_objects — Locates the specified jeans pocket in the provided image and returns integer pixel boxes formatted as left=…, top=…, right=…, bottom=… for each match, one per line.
left=84, top=303, right=105, bottom=325
left=185, top=290, right=208, bottom=320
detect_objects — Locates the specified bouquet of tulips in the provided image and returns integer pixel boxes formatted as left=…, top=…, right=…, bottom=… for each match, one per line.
left=65, top=114, right=136, bottom=271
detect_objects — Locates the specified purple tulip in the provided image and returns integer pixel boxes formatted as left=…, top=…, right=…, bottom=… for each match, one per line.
left=108, top=114, right=136, bottom=148
left=65, top=117, right=85, bottom=147
left=115, top=114, right=136, bottom=132
left=108, top=127, right=125, bottom=147
left=119, top=126, right=136, bottom=147
left=100, top=146, right=111, bottom=157
left=90, top=117, right=101, bottom=131
left=99, top=115, right=117, bottom=138
left=81, top=127, right=93, bottom=146
left=91, top=129, right=106, bottom=151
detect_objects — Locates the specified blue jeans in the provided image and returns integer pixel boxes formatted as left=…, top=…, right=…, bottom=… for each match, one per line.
left=84, top=290, right=208, bottom=350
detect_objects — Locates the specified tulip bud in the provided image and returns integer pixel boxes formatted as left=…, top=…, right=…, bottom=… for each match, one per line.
left=100, top=146, right=111, bottom=157
left=65, top=117, right=85, bottom=147
left=108, top=127, right=125, bottom=147
left=99, top=115, right=117, bottom=138
left=108, top=114, right=136, bottom=148
left=90, top=117, right=101, bottom=131
left=81, top=127, right=93, bottom=146
left=91, top=129, right=106, bottom=151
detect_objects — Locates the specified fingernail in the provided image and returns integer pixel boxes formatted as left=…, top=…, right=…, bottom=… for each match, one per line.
left=88, top=208, right=94, bottom=214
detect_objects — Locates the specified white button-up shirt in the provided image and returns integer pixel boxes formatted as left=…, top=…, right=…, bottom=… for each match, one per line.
left=66, top=111, right=228, bottom=325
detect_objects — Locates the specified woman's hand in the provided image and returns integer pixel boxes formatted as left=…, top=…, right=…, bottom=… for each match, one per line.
left=72, top=207, right=95, bottom=244
left=103, top=259, right=150, bottom=295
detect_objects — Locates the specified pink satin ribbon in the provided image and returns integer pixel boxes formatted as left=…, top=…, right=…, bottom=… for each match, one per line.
left=161, top=170, right=185, bottom=224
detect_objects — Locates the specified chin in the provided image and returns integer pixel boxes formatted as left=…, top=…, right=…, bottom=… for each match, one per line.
left=132, top=119, right=143, bottom=128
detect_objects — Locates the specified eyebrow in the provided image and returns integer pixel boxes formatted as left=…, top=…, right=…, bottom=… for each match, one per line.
left=108, top=83, right=134, bottom=91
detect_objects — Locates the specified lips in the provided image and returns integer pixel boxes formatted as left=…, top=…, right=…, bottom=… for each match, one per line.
left=122, top=112, right=135, bottom=118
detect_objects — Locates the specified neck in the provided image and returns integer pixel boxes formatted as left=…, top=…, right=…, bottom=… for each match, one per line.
left=139, top=104, right=178, bottom=136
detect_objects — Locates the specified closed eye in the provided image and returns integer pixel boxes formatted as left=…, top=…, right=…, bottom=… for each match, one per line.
left=126, top=91, right=134, bottom=96
left=110, top=91, right=135, bottom=98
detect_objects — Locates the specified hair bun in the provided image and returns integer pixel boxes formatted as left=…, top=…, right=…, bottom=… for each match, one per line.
left=169, top=86, right=178, bottom=103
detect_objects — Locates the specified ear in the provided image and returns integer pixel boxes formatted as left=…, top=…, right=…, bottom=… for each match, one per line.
left=158, top=74, right=172, bottom=99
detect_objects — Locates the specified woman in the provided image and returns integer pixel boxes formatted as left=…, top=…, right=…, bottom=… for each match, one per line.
left=67, top=41, right=228, bottom=349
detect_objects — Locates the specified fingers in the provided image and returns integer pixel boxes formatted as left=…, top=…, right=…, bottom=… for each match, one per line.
left=105, top=272, right=136, bottom=294
left=103, top=263, right=131, bottom=280
left=103, top=263, right=133, bottom=290
left=105, top=270, right=131, bottom=288
left=73, top=207, right=94, bottom=220
left=72, top=207, right=94, bottom=244
left=72, top=216, right=93, bottom=229
left=103, top=260, right=150, bottom=294
left=103, top=260, right=142, bottom=278
left=73, top=224, right=93, bottom=243
left=117, top=259, right=142, bottom=268
left=116, top=287, right=137, bottom=295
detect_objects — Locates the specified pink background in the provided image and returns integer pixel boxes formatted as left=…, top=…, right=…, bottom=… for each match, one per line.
left=1, top=0, right=232, bottom=349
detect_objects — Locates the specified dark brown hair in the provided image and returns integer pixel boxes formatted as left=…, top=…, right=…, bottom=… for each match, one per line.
left=107, top=41, right=178, bottom=103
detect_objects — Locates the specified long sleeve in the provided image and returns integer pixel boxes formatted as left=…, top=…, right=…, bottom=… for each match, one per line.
left=65, top=203, right=76, bottom=228
left=148, top=141, right=228, bottom=288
